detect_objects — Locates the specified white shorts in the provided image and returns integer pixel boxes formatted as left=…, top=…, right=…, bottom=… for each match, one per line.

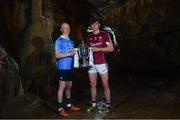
left=88, top=63, right=108, bottom=74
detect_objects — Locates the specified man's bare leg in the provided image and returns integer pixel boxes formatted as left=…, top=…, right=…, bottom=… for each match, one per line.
left=89, top=73, right=97, bottom=106
left=65, top=81, right=72, bottom=99
left=58, top=81, right=66, bottom=110
left=65, top=81, right=80, bottom=111
left=65, top=81, right=72, bottom=107
left=100, top=72, right=111, bottom=104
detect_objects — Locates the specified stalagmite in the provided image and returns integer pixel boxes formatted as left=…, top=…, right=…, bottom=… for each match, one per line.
left=20, top=0, right=55, bottom=97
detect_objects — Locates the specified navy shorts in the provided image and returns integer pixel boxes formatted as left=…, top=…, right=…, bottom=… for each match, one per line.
left=56, top=69, right=73, bottom=81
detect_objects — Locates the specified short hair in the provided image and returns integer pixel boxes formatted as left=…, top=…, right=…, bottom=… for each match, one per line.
left=60, top=22, right=69, bottom=29
left=89, top=17, right=101, bottom=25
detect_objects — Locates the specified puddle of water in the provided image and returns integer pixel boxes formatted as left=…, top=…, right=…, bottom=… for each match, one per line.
left=95, top=101, right=107, bottom=119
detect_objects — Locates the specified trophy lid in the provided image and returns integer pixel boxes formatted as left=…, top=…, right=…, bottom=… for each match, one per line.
left=79, top=40, right=88, bottom=47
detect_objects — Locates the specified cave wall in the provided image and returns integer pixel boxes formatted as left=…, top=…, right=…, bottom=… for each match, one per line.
left=0, top=0, right=180, bottom=99
left=87, top=0, right=180, bottom=70
left=0, top=0, right=29, bottom=61
left=0, top=46, right=23, bottom=100
left=1, top=0, right=180, bottom=69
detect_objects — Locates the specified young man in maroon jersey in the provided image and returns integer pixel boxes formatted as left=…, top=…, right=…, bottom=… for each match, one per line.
left=85, top=18, right=114, bottom=112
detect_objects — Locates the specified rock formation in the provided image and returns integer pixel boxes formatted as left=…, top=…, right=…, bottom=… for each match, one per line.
left=0, top=46, right=23, bottom=100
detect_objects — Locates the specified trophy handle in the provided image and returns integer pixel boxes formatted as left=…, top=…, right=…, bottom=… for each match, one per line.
left=74, top=48, right=80, bottom=59
left=88, top=47, right=94, bottom=66
left=77, top=48, right=81, bottom=58
left=86, top=50, right=89, bottom=59
left=87, top=47, right=92, bottom=58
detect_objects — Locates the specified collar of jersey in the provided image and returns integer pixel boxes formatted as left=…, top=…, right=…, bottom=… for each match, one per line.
left=60, top=35, right=70, bottom=40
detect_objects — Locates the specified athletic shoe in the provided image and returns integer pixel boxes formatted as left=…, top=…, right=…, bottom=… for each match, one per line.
left=86, top=105, right=96, bottom=113
left=70, top=105, right=80, bottom=111
left=59, top=109, right=69, bottom=117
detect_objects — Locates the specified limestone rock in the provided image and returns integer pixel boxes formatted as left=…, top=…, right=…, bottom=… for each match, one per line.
left=0, top=46, right=24, bottom=100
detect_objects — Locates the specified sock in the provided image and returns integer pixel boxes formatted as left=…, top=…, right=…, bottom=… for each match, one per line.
left=106, top=101, right=111, bottom=107
left=66, top=98, right=72, bottom=107
left=92, top=101, right=96, bottom=107
left=58, top=102, right=63, bottom=111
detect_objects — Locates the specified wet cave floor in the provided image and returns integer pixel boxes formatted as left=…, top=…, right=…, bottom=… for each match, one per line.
left=1, top=69, right=180, bottom=119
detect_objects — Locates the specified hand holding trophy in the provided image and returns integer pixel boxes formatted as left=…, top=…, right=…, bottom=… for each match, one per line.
left=73, top=40, right=94, bottom=68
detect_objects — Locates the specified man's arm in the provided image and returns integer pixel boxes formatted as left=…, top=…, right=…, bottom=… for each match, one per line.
left=92, top=41, right=114, bottom=52
left=55, top=50, right=76, bottom=59
left=92, top=33, right=114, bottom=52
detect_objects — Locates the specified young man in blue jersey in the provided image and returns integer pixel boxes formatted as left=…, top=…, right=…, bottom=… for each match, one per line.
left=55, top=22, right=80, bottom=117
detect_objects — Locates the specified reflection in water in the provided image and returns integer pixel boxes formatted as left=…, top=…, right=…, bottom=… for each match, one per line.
left=95, top=101, right=107, bottom=119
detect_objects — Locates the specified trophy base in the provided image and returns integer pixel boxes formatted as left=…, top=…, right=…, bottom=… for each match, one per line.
left=79, top=58, right=89, bottom=68
left=80, top=64, right=89, bottom=68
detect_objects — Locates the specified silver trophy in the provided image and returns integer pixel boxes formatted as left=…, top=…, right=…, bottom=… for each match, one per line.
left=78, top=40, right=89, bottom=67
left=73, top=40, right=94, bottom=68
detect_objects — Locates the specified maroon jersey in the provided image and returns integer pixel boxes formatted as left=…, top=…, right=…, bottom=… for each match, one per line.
left=86, top=31, right=111, bottom=64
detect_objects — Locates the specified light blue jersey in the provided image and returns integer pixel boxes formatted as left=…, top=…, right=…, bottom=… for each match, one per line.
left=55, top=35, right=74, bottom=70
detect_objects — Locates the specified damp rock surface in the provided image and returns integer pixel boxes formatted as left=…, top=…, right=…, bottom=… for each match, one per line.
left=0, top=0, right=180, bottom=119
left=0, top=46, right=23, bottom=100
left=0, top=70, right=180, bottom=119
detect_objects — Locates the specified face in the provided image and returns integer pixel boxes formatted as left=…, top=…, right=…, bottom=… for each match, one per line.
left=61, top=23, right=70, bottom=35
left=90, top=21, right=100, bottom=32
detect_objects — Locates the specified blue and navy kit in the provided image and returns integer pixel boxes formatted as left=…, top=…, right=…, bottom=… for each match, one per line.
left=55, top=35, right=74, bottom=70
